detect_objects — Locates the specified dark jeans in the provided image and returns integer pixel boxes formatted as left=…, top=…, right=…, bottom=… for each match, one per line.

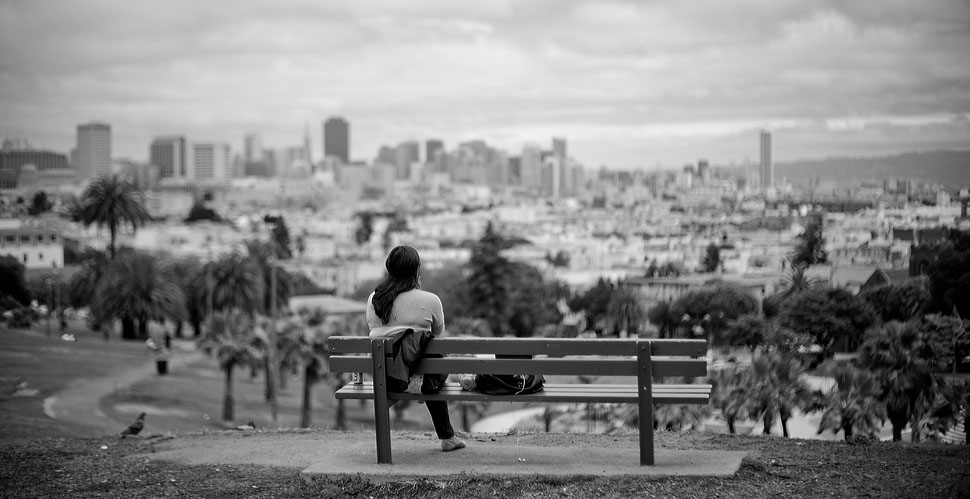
left=424, top=400, right=455, bottom=440
left=388, top=374, right=454, bottom=440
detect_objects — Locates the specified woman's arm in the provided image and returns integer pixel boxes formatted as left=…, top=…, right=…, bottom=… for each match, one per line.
left=430, top=294, right=445, bottom=336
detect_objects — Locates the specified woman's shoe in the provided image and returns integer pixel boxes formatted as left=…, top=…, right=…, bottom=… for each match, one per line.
left=440, top=436, right=466, bottom=452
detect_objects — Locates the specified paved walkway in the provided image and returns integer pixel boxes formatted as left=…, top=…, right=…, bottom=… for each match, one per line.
left=135, top=431, right=748, bottom=481
left=43, top=344, right=205, bottom=434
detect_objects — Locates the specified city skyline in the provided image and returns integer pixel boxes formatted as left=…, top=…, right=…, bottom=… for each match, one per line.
left=1, top=1, right=968, bottom=168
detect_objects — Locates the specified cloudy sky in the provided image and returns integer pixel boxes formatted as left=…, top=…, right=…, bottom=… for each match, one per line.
left=1, top=0, right=968, bottom=169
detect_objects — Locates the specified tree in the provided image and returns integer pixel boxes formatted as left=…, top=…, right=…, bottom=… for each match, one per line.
left=244, top=240, right=293, bottom=316
left=0, top=255, right=31, bottom=306
left=197, top=310, right=261, bottom=422
left=94, top=251, right=185, bottom=340
left=723, top=314, right=768, bottom=352
left=779, top=287, right=877, bottom=354
left=506, top=262, right=565, bottom=337
left=702, top=243, right=721, bottom=273
left=67, top=248, right=110, bottom=334
left=606, top=287, right=644, bottom=336
left=646, top=300, right=679, bottom=339
left=27, top=191, right=53, bottom=216
left=420, top=265, right=473, bottom=323
left=860, top=278, right=931, bottom=323
left=810, top=363, right=886, bottom=440
left=858, top=320, right=949, bottom=441
left=924, top=230, right=970, bottom=318
left=382, top=215, right=409, bottom=251
left=169, top=258, right=203, bottom=338
left=791, top=215, right=828, bottom=267
left=672, top=281, right=759, bottom=346
left=709, top=365, right=748, bottom=434
left=184, top=202, right=220, bottom=223
left=921, top=313, right=970, bottom=374
left=568, top=278, right=614, bottom=334
left=466, top=222, right=514, bottom=336
left=77, top=174, right=150, bottom=259
left=780, top=263, right=818, bottom=298
left=264, top=215, right=292, bottom=259
left=744, top=352, right=811, bottom=437
left=546, top=251, right=570, bottom=267
left=277, top=317, right=332, bottom=428
left=205, top=252, right=265, bottom=314
left=354, top=212, right=374, bottom=246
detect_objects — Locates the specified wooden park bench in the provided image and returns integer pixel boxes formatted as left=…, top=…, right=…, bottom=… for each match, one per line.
left=327, top=336, right=711, bottom=466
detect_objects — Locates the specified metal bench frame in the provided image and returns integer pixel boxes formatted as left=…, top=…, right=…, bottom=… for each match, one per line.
left=328, top=336, right=711, bottom=466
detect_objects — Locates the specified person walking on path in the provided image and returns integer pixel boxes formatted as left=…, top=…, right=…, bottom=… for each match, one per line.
left=365, top=245, right=466, bottom=452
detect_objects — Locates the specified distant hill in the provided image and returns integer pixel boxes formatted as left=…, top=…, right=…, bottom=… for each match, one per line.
left=775, top=150, right=970, bottom=186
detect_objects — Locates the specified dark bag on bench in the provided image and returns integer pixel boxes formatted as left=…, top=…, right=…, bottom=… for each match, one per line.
left=474, top=374, right=545, bottom=395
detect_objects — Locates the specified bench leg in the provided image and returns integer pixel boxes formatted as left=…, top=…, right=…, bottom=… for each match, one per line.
left=372, top=338, right=392, bottom=464
left=637, top=341, right=654, bottom=466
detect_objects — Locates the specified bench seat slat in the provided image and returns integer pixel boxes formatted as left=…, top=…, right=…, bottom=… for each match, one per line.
left=329, top=356, right=707, bottom=377
left=327, top=336, right=707, bottom=357
left=335, top=382, right=712, bottom=405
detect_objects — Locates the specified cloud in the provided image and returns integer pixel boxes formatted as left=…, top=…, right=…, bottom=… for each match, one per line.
left=0, top=0, right=967, bottom=167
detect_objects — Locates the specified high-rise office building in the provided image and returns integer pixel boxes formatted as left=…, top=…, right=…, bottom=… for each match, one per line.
left=552, top=137, right=569, bottom=195
left=759, top=130, right=773, bottom=187
left=425, top=139, right=444, bottom=164
left=150, top=136, right=187, bottom=179
left=395, top=141, right=420, bottom=180
left=303, top=123, right=314, bottom=165
left=243, top=134, right=262, bottom=163
left=76, top=122, right=111, bottom=180
left=697, top=159, right=710, bottom=184
left=520, top=144, right=543, bottom=189
left=324, top=117, right=350, bottom=164
left=191, top=142, right=231, bottom=183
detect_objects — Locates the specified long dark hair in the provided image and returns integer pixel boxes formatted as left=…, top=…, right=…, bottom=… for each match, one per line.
left=372, top=246, right=421, bottom=325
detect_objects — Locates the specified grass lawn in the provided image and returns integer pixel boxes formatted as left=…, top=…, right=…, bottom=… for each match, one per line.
left=0, top=324, right=153, bottom=441
left=3, top=322, right=970, bottom=498
left=1, top=430, right=967, bottom=498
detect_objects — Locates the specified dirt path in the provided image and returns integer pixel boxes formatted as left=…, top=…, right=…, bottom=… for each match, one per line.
left=43, top=344, right=205, bottom=436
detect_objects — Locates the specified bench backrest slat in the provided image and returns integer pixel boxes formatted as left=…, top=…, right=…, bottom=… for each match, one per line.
left=329, top=355, right=707, bottom=378
left=327, top=336, right=706, bottom=357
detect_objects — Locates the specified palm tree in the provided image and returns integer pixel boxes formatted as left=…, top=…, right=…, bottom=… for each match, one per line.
left=606, top=287, right=645, bottom=336
left=67, top=248, right=110, bottom=336
left=197, top=310, right=261, bottom=422
left=781, top=263, right=817, bottom=298
left=275, top=317, right=332, bottom=429
left=647, top=300, right=679, bottom=339
left=745, top=352, right=812, bottom=437
left=206, top=252, right=264, bottom=313
left=710, top=365, right=748, bottom=434
left=94, top=251, right=185, bottom=340
left=243, top=239, right=293, bottom=316
left=858, top=320, right=949, bottom=441
left=168, top=257, right=202, bottom=338
left=77, top=174, right=150, bottom=259
left=809, top=364, right=886, bottom=440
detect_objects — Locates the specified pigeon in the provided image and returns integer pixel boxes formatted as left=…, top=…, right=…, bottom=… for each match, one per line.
left=121, top=412, right=146, bottom=437
left=236, top=421, right=256, bottom=431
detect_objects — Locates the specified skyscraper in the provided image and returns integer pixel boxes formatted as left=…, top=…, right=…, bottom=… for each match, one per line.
left=150, top=135, right=187, bottom=179
left=520, top=144, right=543, bottom=189
left=425, top=139, right=444, bottom=164
left=324, top=117, right=350, bottom=164
left=552, top=137, right=569, bottom=195
left=759, top=130, right=773, bottom=188
left=395, top=140, right=420, bottom=180
left=190, top=142, right=231, bottom=183
left=243, top=134, right=262, bottom=163
left=76, top=122, right=111, bottom=180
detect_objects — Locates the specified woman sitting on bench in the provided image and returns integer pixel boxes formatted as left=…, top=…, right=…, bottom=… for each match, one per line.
left=365, top=245, right=466, bottom=452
